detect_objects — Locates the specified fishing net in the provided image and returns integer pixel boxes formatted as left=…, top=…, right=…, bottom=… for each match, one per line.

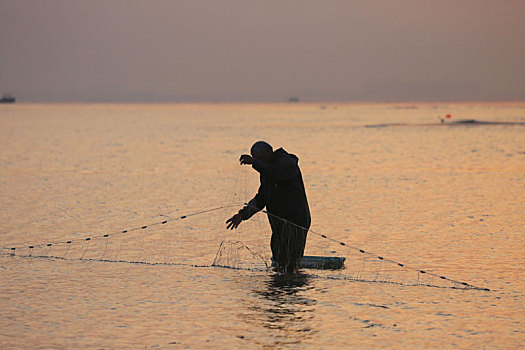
left=1, top=203, right=488, bottom=291
left=0, top=166, right=489, bottom=291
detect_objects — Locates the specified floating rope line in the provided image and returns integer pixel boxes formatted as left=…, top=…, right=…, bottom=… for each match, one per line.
left=9, top=252, right=218, bottom=269
left=8, top=249, right=480, bottom=292
left=239, top=203, right=489, bottom=291
left=1, top=203, right=242, bottom=252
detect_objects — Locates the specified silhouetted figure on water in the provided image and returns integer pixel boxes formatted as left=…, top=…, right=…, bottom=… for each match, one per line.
left=226, top=141, right=311, bottom=273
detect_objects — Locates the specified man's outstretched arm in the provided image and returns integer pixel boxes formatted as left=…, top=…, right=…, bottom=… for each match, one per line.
left=238, top=196, right=263, bottom=220
left=226, top=186, right=266, bottom=230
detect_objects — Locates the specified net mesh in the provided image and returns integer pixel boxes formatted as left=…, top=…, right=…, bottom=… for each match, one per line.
left=0, top=169, right=488, bottom=291
left=1, top=206, right=487, bottom=291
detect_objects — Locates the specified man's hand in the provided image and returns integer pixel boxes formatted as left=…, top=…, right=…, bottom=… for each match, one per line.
left=239, top=154, right=254, bottom=165
left=226, top=213, right=243, bottom=230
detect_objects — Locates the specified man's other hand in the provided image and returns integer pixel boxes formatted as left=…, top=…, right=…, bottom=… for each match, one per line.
left=239, top=154, right=254, bottom=165
left=226, top=213, right=243, bottom=230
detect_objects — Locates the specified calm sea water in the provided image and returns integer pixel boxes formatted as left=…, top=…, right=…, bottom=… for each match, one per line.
left=0, top=103, right=524, bottom=349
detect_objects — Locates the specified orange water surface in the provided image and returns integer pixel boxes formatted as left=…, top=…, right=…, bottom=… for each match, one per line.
left=0, top=103, right=524, bottom=349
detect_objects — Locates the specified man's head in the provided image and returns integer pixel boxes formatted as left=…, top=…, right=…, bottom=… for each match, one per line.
left=250, top=141, right=274, bottom=163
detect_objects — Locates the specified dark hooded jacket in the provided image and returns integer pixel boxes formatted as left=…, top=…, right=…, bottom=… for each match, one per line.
left=239, top=148, right=311, bottom=229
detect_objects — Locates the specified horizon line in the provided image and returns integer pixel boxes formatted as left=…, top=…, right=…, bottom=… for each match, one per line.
left=4, top=99, right=525, bottom=105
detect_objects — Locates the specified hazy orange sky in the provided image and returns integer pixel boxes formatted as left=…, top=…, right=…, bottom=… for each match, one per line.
left=1, top=0, right=524, bottom=102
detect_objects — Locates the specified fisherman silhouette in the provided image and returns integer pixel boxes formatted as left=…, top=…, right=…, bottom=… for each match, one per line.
left=226, top=141, right=311, bottom=272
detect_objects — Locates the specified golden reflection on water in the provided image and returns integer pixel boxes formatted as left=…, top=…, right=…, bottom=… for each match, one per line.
left=248, top=273, right=316, bottom=347
left=0, top=103, right=524, bottom=348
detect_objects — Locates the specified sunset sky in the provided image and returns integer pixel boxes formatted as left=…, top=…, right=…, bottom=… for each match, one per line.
left=1, top=0, right=524, bottom=102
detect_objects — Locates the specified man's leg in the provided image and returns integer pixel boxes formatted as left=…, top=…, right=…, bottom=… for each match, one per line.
left=270, top=218, right=309, bottom=272
left=286, top=223, right=308, bottom=272
left=270, top=218, right=285, bottom=269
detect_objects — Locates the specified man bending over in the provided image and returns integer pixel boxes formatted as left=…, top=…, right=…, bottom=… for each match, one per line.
left=226, top=141, right=311, bottom=272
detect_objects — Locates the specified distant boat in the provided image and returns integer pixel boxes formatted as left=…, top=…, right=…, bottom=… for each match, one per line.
left=288, top=96, right=300, bottom=103
left=0, top=94, right=16, bottom=103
